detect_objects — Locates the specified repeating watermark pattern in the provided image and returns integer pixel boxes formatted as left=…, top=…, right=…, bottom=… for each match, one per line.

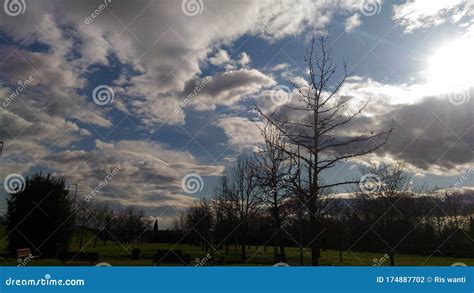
left=95, top=262, right=112, bottom=267
left=273, top=262, right=290, bottom=267
left=194, top=253, right=212, bottom=266
left=270, top=85, right=292, bottom=106
left=3, top=0, right=26, bottom=17
left=2, top=76, right=34, bottom=109
left=181, top=0, right=203, bottom=16
left=450, top=262, right=467, bottom=267
left=92, top=85, right=115, bottom=106
left=267, top=165, right=297, bottom=197
left=259, top=5, right=284, bottom=28
left=174, top=78, right=209, bottom=114
left=84, top=163, right=124, bottom=202
left=448, top=85, right=470, bottom=106
left=181, top=173, right=204, bottom=194
left=372, top=254, right=389, bottom=266
left=359, top=0, right=382, bottom=17
left=453, top=169, right=473, bottom=189
left=17, top=254, right=33, bottom=267
left=84, top=0, right=112, bottom=25
left=359, top=173, right=382, bottom=193
left=4, top=173, right=26, bottom=194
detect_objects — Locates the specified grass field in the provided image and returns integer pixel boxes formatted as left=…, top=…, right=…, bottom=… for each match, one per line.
left=1, top=233, right=473, bottom=266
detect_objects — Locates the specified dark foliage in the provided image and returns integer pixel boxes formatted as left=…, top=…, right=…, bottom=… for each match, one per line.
left=6, top=173, right=74, bottom=257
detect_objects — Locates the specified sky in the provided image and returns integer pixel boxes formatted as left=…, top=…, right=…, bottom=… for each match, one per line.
left=0, top=0, right=473, bottom=227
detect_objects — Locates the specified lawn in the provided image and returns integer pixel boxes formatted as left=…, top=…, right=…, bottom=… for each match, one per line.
left=1, top=238, right=473, bottom=266
left=0, top=225, right=472, bottom=266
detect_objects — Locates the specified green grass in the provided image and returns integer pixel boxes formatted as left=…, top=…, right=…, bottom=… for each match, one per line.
left=1, top=228, right=473, bottom=266
left=1, top=240, right=474, bottom=266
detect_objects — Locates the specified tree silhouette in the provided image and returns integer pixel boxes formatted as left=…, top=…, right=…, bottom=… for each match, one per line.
left=6, top=173, right=74, bottom=257
left=257, top=35, right=392, bottom=265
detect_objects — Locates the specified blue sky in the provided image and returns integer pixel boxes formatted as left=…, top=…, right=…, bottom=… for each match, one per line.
left=0, top=0, right=473, bottom=227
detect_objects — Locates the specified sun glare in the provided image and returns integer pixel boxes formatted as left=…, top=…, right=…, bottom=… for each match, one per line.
left=428, top=37, right=474, bottom=87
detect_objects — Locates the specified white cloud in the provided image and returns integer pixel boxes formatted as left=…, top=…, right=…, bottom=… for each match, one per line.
left=345, top=14, right=362, bottom=33
left=216, top=116, right=263, bottom=150
left=393, top=0, right=473, bottom=32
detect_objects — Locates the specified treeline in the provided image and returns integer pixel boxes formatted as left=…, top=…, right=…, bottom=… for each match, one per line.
left=180, top=161, right=474, bottom=265
left=74, top=203, right=149, bottom=248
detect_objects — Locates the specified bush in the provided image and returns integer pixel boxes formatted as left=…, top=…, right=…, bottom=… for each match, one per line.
left=6, top=173, right=74, bottom=257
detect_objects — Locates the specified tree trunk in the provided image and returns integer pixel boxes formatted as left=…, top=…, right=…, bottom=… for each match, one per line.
left=309, top=196, right=320, bottom=266
left=241, top=239, right=247, bottom=260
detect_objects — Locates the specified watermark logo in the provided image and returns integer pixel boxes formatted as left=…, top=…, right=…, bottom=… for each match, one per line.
left=181, top=173, right=204, bottom=194
left=84, top=0, right=112, bottom=25
left=3, top=0, right=26, bottom=16
left=359, top=173, right=382, bottom=193
left=270, top=85, right=292, bottom=106
left=372, top=254, right=389, bottom=266
left=4, top=173, right=26, bottom=194
left=453, top=169, right=473, bottom=189
left=181, top=0, right=203, bottom=16
left=451, top=262, right=467, bottom=267
left=95, top=262, right=112, bottom=267
left=84, top=163, right=124, bottom=202
left=360, top=0, right=382, bottom=17
left=448, top=85, right=470, bottom=106
left=92, top=85, right=114, bottom=106
left=2, top=76, right=34, bottom=109
left=195, top=253, right=212, bottom=266
left=174, top=78, right=209, bottom=114
left=17, top=254, right=33, bottom=267
left=273, top=262, right=290, bottom=267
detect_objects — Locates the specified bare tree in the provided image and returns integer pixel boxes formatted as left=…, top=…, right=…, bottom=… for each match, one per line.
left=356, top=163, right=412, bottom=266
left=186, top=198, right=213, bottom=252
left=256, top=34, right=392, bottom=265
left=212, top=173, right=235, bottom=253
left=228, top=153, right=260, bottom=260
left=90, top=202, right=113, bottom=247
left=255, top=122, right=295, bottom=262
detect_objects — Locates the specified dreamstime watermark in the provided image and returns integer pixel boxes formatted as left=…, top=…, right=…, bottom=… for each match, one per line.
left=181, top=0, right=203, bottom=16
left=84, top=0, right=112, bottom=25
left=448, top=85, right=470, bottom=106
left=5, top=274, right=85, bottom=287
left=3, top=173, right=26, bottom=194
left=92, top=85, right=114, bottom=106
left=267, top=166, right=298, bottom=197
left=270, top=85, right=292, bottom=106
left=95, top=262, right=112, bottom=267
left=3, top=0, right=26, bottom=16
left=372, top=254, right=389, bottom=267
left=451, top=262, right=467, bottom=267
left=258, top=3, right=285, bottom=28
left=181, top=173, right=204, bottom=194
left=194, top=253, right=212, bottom=266
left=359, top=0, right=382, bottom=16
left=273, top=262, right=290, bottom=267
left=2, top=76, right=34, bottom=109
left=17, top=254, right=33, bottom=267
left=454, top=169, right=474, bottom=189
left=84, top=164, right=124, bottom=202
left=174, top=78, right=209, bottom=114
left=359, top=173, right=382, bottom=193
